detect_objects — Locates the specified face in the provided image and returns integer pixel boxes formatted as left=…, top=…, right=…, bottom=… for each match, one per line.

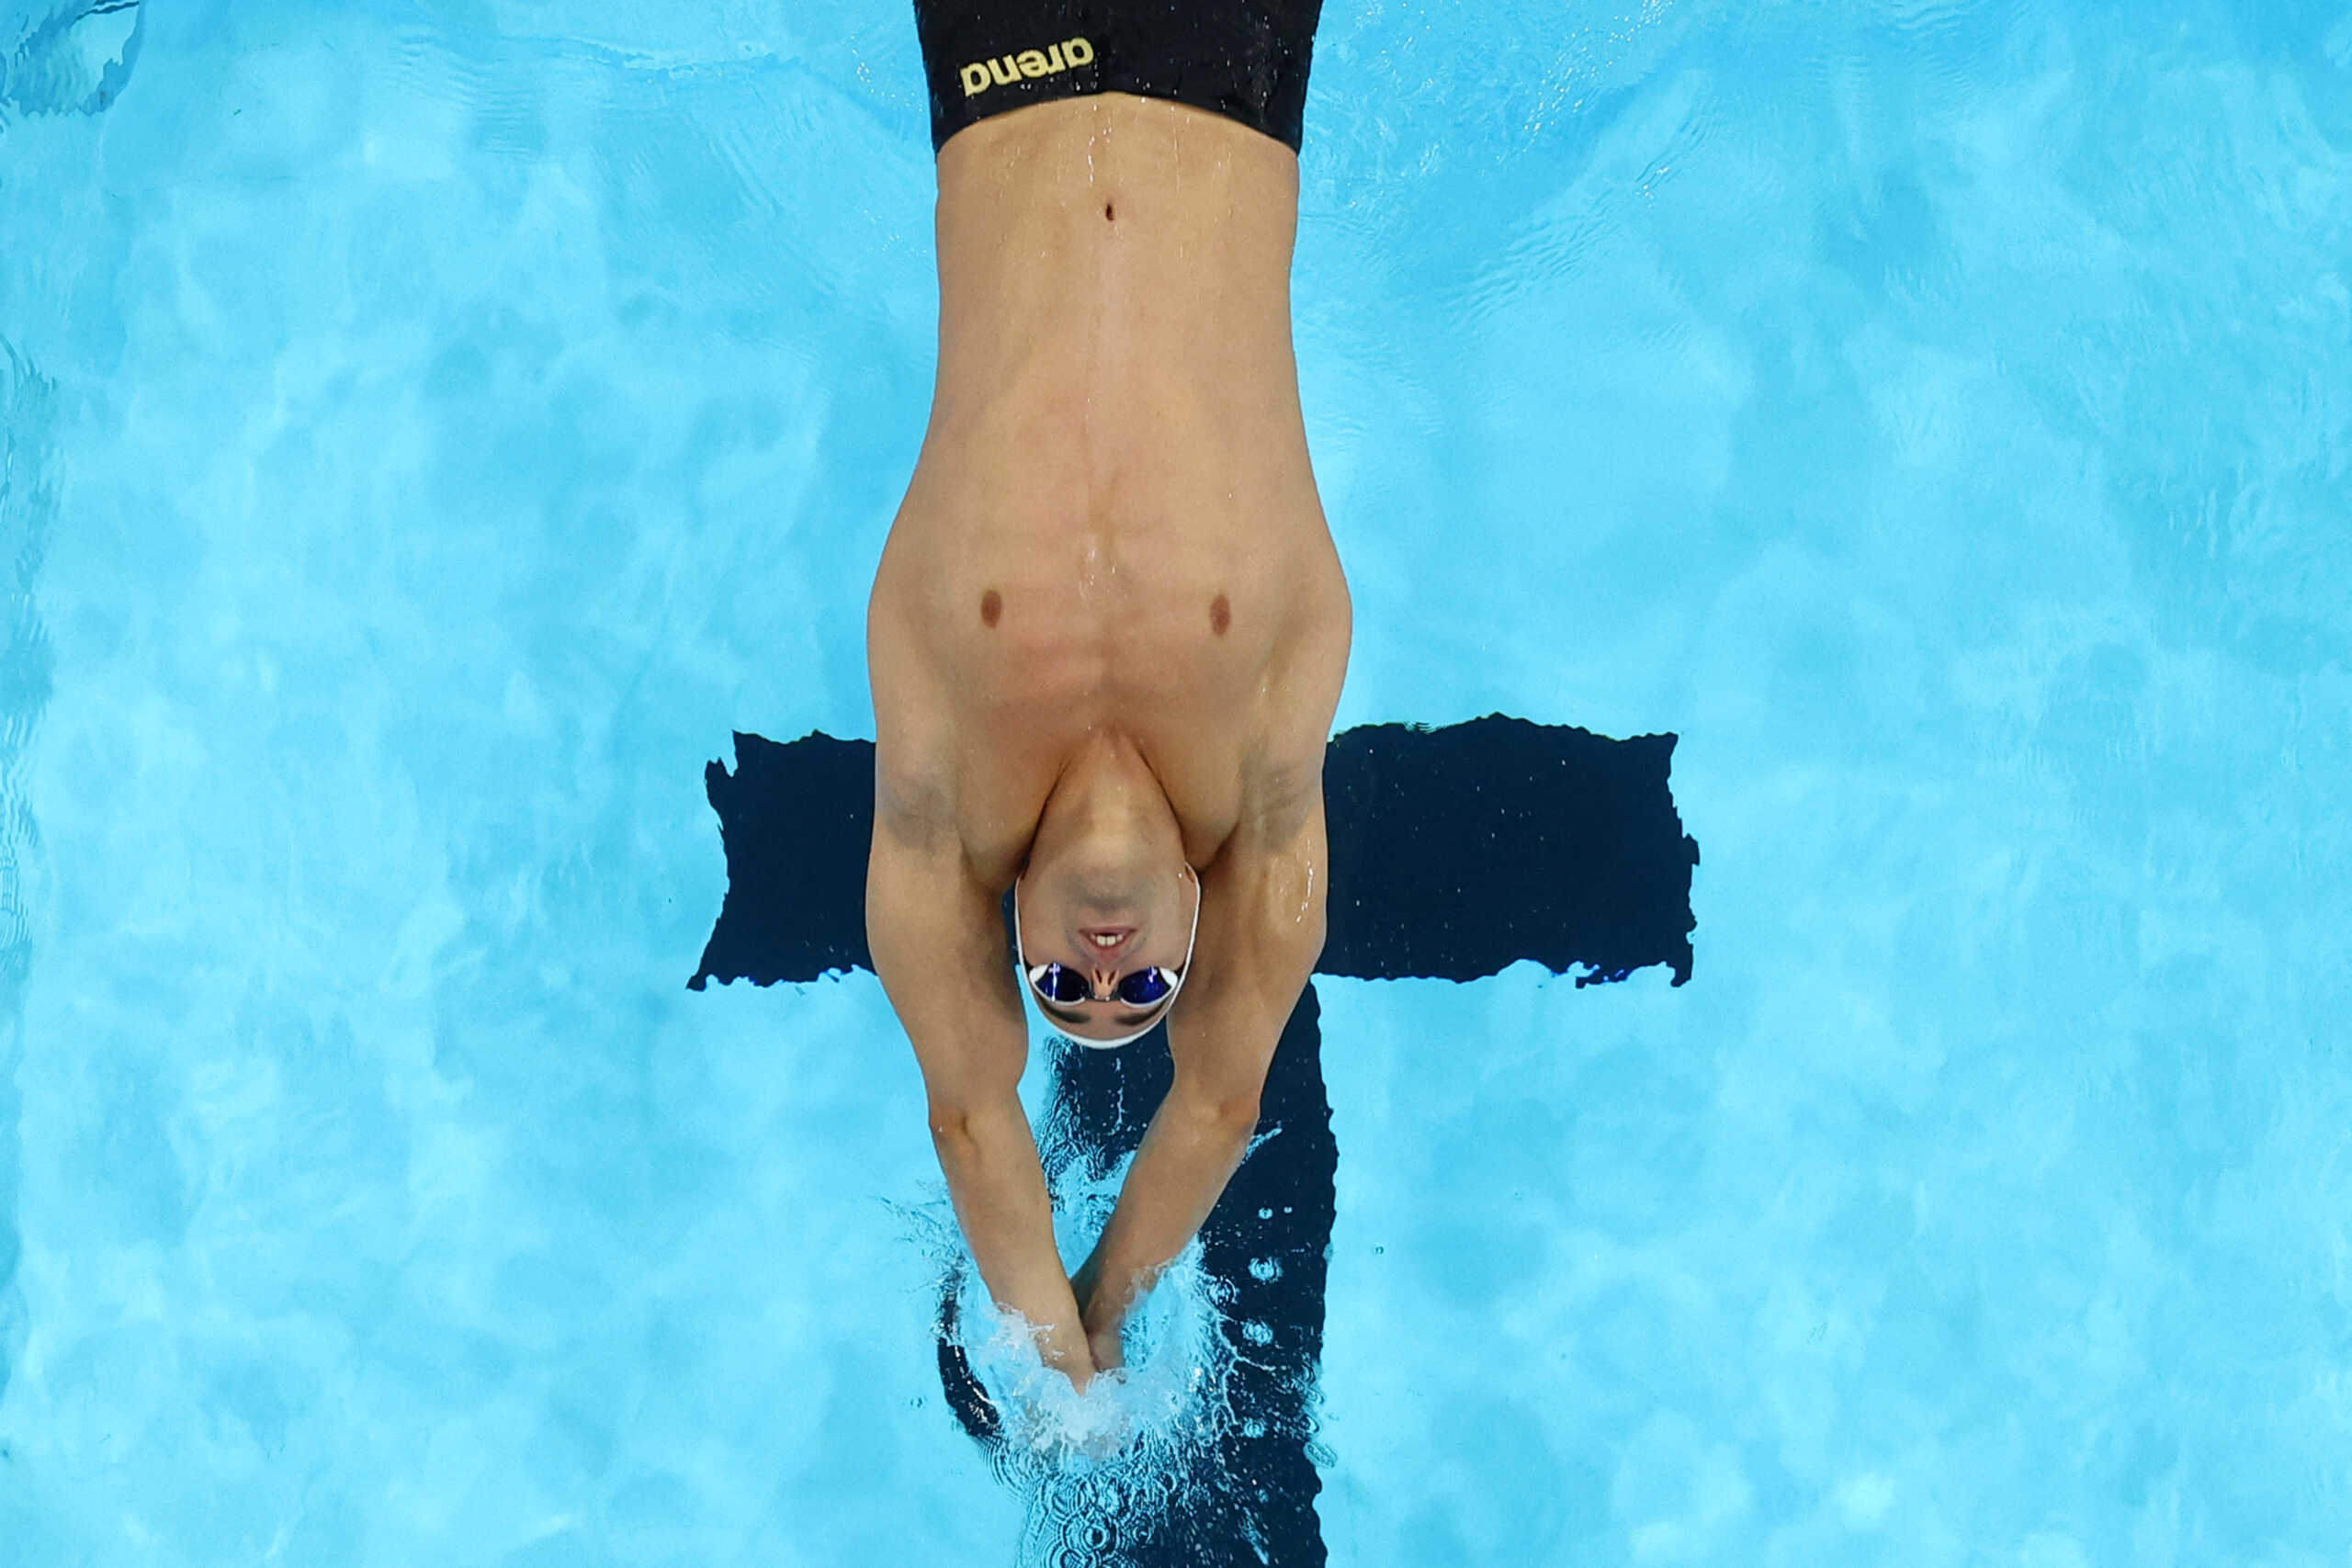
left=1015, top=858, right=1199, bottom=1043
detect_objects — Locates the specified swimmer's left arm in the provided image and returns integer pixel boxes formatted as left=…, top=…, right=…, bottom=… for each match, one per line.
left=1070, top=794, right=1329, bottom=1367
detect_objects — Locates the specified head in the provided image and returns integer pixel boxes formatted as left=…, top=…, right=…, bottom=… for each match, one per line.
left=1013, top=755, right=1201, bottom=1047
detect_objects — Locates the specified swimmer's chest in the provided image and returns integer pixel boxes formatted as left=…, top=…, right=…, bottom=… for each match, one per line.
left=881, top=417, right=1335, bottom=857
left=953, top=547, right=1279, bottom=740
left=936, top=558, right=1280, bottom=859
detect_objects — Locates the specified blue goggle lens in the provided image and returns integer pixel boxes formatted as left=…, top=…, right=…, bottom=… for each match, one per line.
left=1031, top=964, right=1176, bottom=1008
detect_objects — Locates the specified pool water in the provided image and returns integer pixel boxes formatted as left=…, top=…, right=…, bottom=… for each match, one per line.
left=4, top=0, right=2348, bottom=1562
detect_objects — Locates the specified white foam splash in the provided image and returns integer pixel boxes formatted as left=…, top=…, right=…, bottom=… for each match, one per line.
left=955, top=1235, right=1231, bottom=1472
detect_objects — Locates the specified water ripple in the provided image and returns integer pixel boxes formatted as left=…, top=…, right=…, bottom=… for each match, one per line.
left=0, top=0, right=142, bottom=123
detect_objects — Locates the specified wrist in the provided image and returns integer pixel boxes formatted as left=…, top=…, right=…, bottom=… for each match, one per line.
left=1078, top=1256, right=1156, bottom=1335
left=1079, top=1280, right=1125, bottom=1337
left=1083, top=1306, right=1127, bottom=1373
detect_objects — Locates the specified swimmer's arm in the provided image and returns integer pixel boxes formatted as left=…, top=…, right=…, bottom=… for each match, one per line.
left=928, top=1087, right=1096, bottom=1390
left=866, top=803, right=1096, bottom=1390
left=1072, top=794, right=1329, bottom=1365
left=1071, top=1081, right=1266, bottom=1371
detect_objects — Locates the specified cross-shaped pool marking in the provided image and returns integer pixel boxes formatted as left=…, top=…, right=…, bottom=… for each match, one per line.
left=692, top=716, right=1699, bottom=1566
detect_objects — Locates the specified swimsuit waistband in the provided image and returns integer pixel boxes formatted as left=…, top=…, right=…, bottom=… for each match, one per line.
left=911, top=0, right=1323, bottom=156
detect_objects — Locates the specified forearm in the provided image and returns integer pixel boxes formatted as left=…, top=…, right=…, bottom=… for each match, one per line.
left=1076, top=1094, right=1259, bottom=1345
left=931, top=1097, right=1092, bottom=1386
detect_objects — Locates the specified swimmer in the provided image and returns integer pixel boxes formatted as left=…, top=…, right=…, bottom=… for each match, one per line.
left=865, top=0, right=1350, bottom=1391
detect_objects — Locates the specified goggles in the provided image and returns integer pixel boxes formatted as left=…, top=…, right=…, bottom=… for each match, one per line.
left=1012, top=865, right=1201, bottom=1049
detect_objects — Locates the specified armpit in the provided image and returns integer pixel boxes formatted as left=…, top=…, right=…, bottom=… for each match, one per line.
left=875, top=755, right=959, bottom=851
left=1236, top=750, right=1321, bottom=849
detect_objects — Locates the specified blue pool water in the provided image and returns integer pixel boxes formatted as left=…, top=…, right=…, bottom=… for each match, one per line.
left=5, top=0, right=2349, bottom=1561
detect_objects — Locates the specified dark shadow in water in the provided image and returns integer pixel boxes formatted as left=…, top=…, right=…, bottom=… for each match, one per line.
left=692, top=716, right=1699, bottom=1564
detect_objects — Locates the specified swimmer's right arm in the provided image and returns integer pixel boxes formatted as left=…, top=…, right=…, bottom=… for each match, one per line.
left=865, top=800, right=1097, bottom=1391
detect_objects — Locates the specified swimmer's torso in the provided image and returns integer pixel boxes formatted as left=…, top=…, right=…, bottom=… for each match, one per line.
left=869, top=95, right=1350, bottom=882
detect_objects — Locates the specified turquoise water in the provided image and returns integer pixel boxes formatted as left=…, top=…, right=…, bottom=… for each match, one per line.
left=5, top=0, right=2349, bottom=1561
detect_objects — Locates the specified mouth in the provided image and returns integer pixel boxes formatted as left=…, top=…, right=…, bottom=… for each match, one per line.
left=1077, top=925, right=1136, bottom=958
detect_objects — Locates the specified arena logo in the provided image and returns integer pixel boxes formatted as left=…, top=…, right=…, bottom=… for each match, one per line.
left=960, top=37, right=1095, bottom=96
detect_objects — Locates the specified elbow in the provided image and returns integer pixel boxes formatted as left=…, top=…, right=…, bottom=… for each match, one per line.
left=1187, top=1087, right=1264, bottom=1135
left=928, top=1105, right=978, bottom=1148
left=927, top=1097, right=1012, bottom=1155
left=927, top=1111, right=986, bottom=1179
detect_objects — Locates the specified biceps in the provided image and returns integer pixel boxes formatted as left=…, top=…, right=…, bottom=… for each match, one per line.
left=1164, top=873, right=1324, bottom=1120
left=871, top=942, right=1029, bottom=1121
left=866, top=848, right=1028, bottom=1122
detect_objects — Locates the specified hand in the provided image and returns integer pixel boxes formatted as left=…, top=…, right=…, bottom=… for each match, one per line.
left=1077, top=1250, right=1138, bottom=1372
left=1069, top=1247, right=1128, bottom=1374
left=1070, top=1248, right=1103, bottom=1320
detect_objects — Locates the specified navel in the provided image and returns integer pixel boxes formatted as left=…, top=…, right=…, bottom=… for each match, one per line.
left=980, top=588, right=1002, bottom=628
left=1210, top=592, right=1231, bottom=636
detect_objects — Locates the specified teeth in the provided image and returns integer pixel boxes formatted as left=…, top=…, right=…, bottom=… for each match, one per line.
left=1089, top=933, right=1122, bottom=947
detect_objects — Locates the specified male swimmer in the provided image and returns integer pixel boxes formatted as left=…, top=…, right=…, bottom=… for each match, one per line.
left=865, top=0, right=1351, bottom=1391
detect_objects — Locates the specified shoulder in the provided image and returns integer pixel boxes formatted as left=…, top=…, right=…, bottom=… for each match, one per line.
left=867, top=553, right=961, bottom=848
left=1230, top=569, right=1350, bottom=854
left=1163, top=795, right=1329, bottom=1108
left=863, top=713, right=1026, bottom=1077
left=1190, top=746, right=1332, bottom=1016
left=1203, top=588, right=1341, bottom=995
left=865, top=817, right=1029, bottom=1108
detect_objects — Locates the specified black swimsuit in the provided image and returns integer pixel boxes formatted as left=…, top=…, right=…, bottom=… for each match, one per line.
left=912, top=0, right=1324, bottom=155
